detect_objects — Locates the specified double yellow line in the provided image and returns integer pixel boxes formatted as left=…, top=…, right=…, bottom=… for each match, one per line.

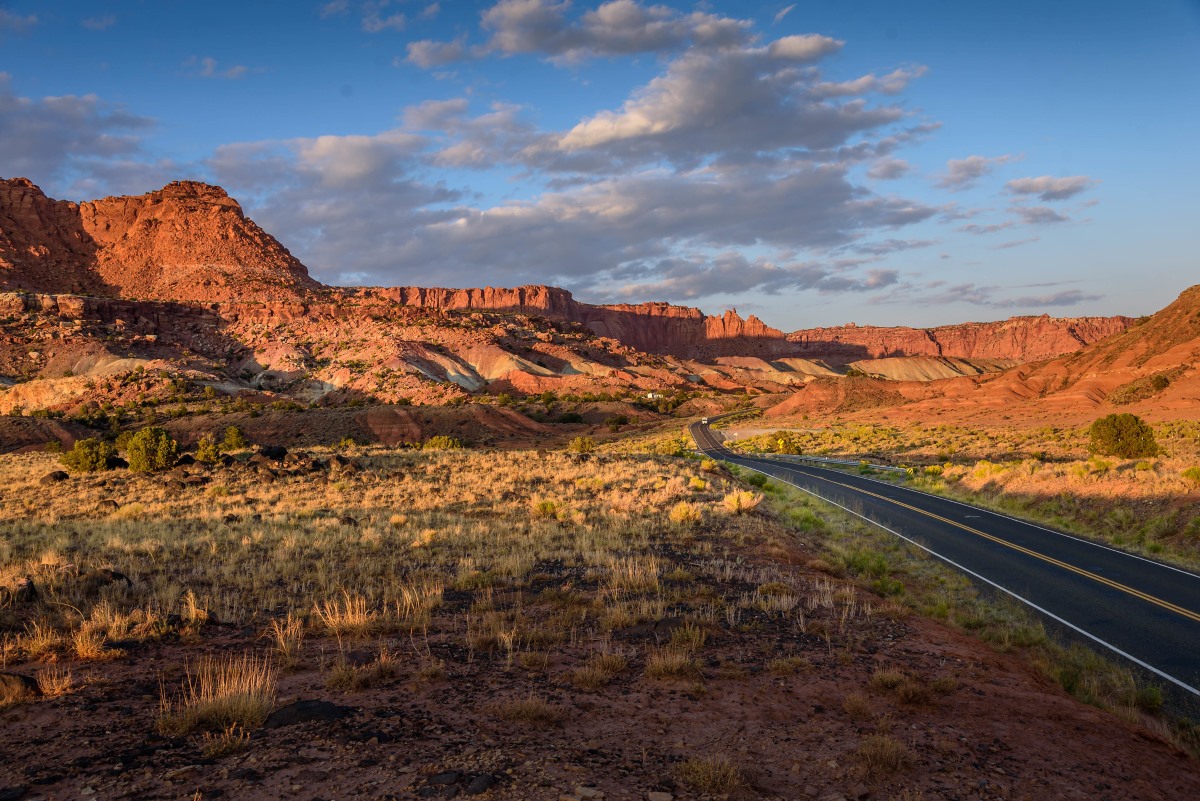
left=800, top=468, right=1200, bottom=624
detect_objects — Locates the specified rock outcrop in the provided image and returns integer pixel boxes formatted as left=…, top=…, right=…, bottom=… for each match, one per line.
left=786, top=315, right=1132, bottom=366
left=1, top=178, right=320, bottom=302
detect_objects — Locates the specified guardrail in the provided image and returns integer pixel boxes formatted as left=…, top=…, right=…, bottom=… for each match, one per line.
left=757, top=452, right=908, bottom=474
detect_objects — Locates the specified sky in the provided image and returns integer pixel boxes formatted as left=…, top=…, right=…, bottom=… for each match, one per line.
left=1, top=1, right=1198, bottom=329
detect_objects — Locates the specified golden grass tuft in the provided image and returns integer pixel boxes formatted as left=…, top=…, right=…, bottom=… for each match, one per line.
left=669, top=501, right=704, bottom=525
left=721, top=490, right=762, bottom=515
left=492, top=695, right=563, bottom=725
left=676, top=755, right=747, bottom=794
left=570, top=650, right=628, bottom=690
left=200, top=724, right=251, bottom=758
left=645, top=647, right=700, bottom=679
left=158, top=652, right=276, bottom=735
left=854, top=733, right=913, bottom=777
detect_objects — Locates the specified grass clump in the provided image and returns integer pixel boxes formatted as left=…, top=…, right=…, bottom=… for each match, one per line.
left=855, top=734, right=913, bottom=777
left=422, top=435, right=462, bottom=450
left=158, top=652, right=276, bottom=735
left=722, top=490, right=762, bottom=515
left=492, top=696, right=563, bottom=725
left=669, top=501, right=703, bottom=525
left=676, top=756, right=747, bottom=794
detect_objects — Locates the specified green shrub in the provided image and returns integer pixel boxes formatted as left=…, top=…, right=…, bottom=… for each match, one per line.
left=1182, top=466, right=1200, bottom=484
left=126, top=427, right=179, bottom=472
left=567, top=436, right=597, bottom=454
left=221, top=425, right=249, bottom=451
left=1088, top=413, right=1157, bottom=458
left=195, top=434, right=221, bottom=465
left=60, top=438, right=116, bottom=472
left=423, top=435, right=463, bottom=450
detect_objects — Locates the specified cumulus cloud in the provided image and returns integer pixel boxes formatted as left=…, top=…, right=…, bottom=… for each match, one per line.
left=0, top=73, right=155, bottom=191
left=812, top=66, right=927, bottom=97
left=549, top=41, right=902, bottom=167
left=958, top=222, right=1013, bottom=235
left=187, top=56, right=251, bottom=80
left=936, top=154, right=1014, bottom=190
left=82, top=15, right=116, bottom=31
left=1005, top=174, right=1095, bottom=201
left=407, top=0, right=752, bottom=65
left=919, top=283, right=1098, bottom=308
left=361, top=0, right=405, bottom=32
left=0, top=9, right=36, bottom=33
left=405, top=38, right=471, bottom=68
left=867, top=158, right=910, bottom=180
left=1012, top=205, right=1069, bottom=225
left=611, top=253, right=897, bottom=301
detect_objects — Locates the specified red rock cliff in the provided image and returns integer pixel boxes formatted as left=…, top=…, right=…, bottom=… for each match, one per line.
left=0, top=178, right=320, bottom=302
left=786, top=315, right=1133, bottom=366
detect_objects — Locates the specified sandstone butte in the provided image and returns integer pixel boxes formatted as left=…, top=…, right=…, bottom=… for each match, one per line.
left=1, top=177, right=1130, bottom=363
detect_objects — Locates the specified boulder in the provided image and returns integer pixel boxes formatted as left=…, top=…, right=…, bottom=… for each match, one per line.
left=80, top=568, right=133, bottom=595
left=262, top=699, right=353, bottom=729
left=39, top=471, right=69, bottom=485
left=106, top=455, right=128, bottom=469
left=258, top=445, right=288, bottom=460
left=0, top=672, right=41, bottom=703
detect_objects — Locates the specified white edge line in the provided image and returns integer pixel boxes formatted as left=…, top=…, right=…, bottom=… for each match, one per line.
left=767, top=453, right=1200, bottom=581
left=724, top=455, right=1200, bottom=699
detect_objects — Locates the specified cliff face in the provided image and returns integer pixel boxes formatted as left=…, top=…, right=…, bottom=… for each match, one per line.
left=376, top=286, right=787, bottom=358
left=786, top=315, right=1133, bottom=366
left=0, top=178, right=319, bottom=302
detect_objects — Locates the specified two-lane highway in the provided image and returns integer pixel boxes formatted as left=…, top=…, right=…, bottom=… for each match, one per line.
left=691, top=420, right=1200, bottom=697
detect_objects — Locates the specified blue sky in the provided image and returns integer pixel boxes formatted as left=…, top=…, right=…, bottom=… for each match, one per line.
left=1, top=1, right=1198, bottom=328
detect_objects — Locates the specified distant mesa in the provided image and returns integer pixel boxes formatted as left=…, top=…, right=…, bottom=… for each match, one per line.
left=1, top=178, right=1132, bottom=363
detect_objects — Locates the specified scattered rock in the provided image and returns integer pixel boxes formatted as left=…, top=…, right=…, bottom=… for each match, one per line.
left=428, top=772, right=462, bottom=786
left=39, top=471, right=68, bottom=485
left=0, top=672, right=41, bottom=703
left=259, top=445, right=288, bottom=460
left=465, top=775, right=494, bottom=795
left=223, top=514, right=241, bottom=524
left=105, top=455, right=128, bottom=469
left=338, top=515, right=359, bottom=527
left=97, top=499, right=120, bottom=511
left=0, top=786, right=28, bottom=801
left=263, top=699, right=354, bottom=729
left=647, top=793, right=673, bottom=801
left=0, top=576, right=37, bottom=605
left=175, top=454, right=196, bottom=466
left=80, top=568, right=133, bottom=595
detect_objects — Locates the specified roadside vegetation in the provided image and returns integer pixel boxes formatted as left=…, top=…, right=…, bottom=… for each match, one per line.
left=726, top=419, right=1200, bottom=568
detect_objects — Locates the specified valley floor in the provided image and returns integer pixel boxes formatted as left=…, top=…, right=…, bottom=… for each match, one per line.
left=1, top=449, right=1196, bottom=800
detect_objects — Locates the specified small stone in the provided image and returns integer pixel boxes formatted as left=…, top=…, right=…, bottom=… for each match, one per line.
left=465, top=775, right=494, bottom=795
left=164, top=765, right=199, bottom=780
left=647, top=793, right=674, bottom=801
left=428, top=772, right=462, bottom=786
left=80, top=788, right=95, bottom=797
left=576, top=787, right=603, bottom=800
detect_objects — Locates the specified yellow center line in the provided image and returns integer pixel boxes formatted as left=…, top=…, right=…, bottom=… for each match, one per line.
left=796, top=470, right=1200, bottom=623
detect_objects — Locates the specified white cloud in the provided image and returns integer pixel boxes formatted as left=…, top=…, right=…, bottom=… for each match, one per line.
left=187, top=56, right=252, bottom=80
left=936, top=154, right=1014, bottom=189
left=867, top=158, right=910, bottom=180
left=82, top=15, right=116, bottom=31
left=773, top=4, right=796, bottom=24
left=0, top=73, right=155, bottom=192
left=1004, top=175, right=1095, bottom=201
left=1012, top=205, right=1069, bottom=225
left=407, top=0, right=752, bottom=65
left=405, top=38, right=470, bottom=68
left=551, top=40, right=906, bottom=164
left=0, top=9, right=36, bottom=33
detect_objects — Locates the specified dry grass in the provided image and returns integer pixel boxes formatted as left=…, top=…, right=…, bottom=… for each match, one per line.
left=200, top=724, right=251, bottom=758
left=722, top=490, right=763, bottom=515
left=570, top=650, right=628, bottom=690
left=492, top=696, right=564, bottom=725
left=36, top=666, right=75, bottom=697
left=265, top=613, right=305, bottom=668
left=645, top=647, right=700, bottom=679
left=158, top=652, right=276, bottom=735
left=676, top=755, right=747, bottom=794
left=855, top=733, right=913, bottom=777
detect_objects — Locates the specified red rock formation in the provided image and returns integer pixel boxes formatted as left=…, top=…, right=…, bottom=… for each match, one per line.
left=373, top=285, right=786, bottom=358
left=786, top=315, right=1132, bottom=366
left=1, top=178, right=319, bottom=302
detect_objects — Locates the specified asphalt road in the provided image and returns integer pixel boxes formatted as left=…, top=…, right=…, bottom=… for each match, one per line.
left=691, top=419, right=1200, bottom=698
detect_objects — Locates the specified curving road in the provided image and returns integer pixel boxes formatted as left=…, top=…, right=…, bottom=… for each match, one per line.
left=691, top=419, right=1200, bottom=698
